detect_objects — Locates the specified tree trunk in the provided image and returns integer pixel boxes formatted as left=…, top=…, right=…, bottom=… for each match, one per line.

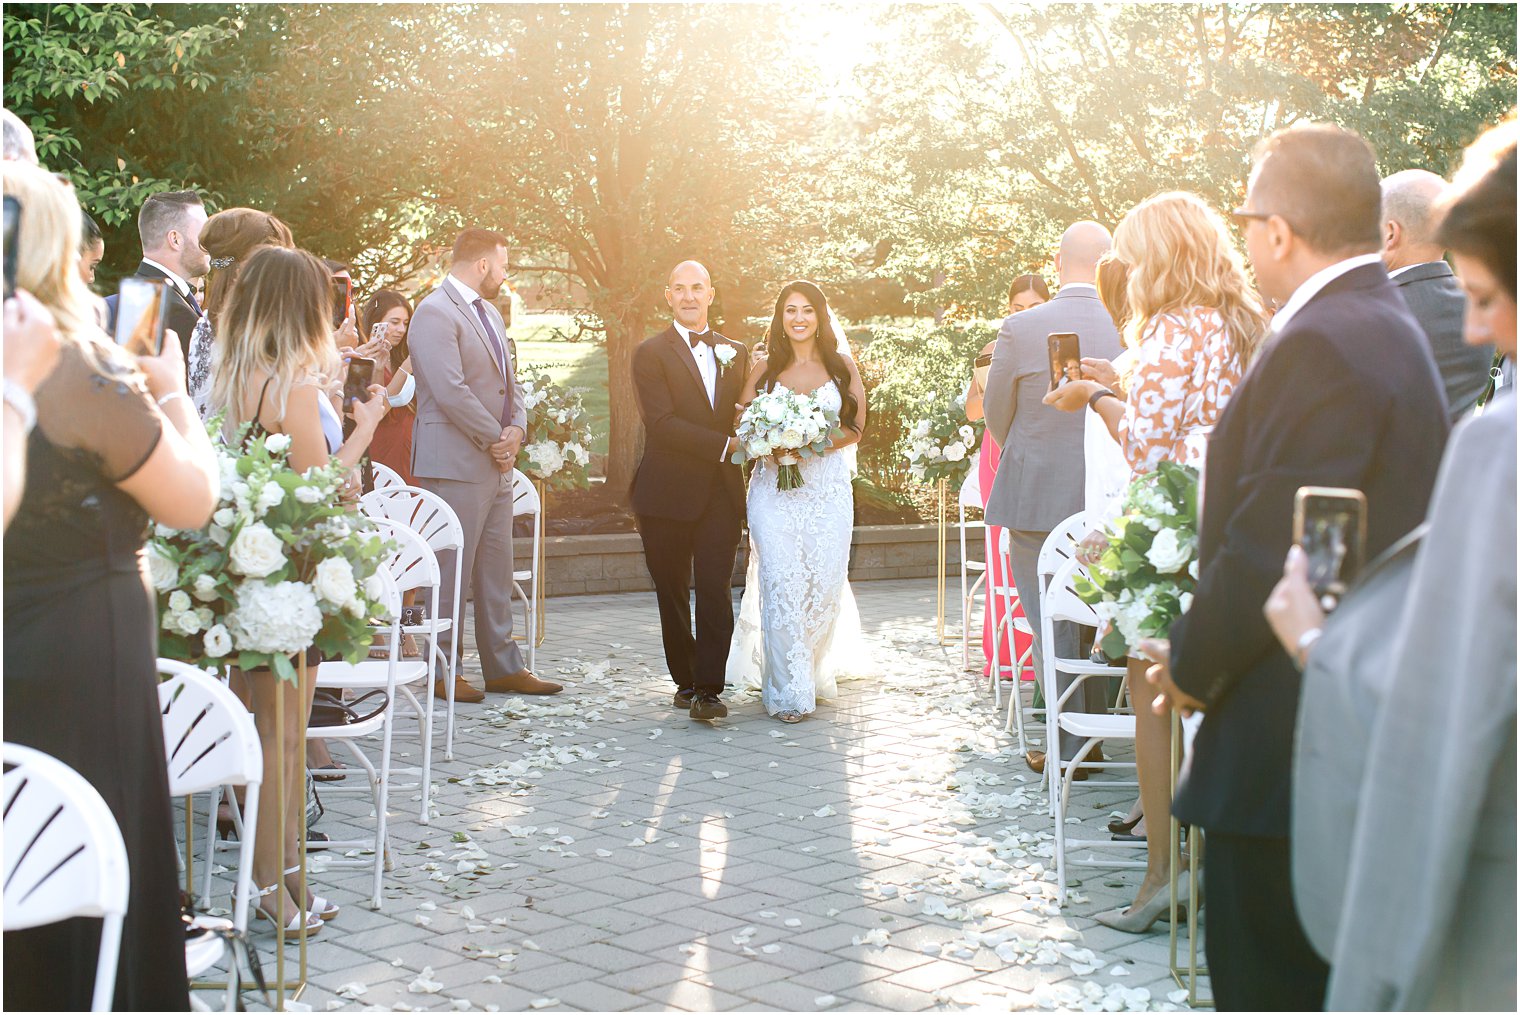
left=603, top=303, right=646, bottom=496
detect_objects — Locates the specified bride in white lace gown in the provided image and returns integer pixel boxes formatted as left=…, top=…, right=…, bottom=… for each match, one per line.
left=726, top=281, right=871, bottom=721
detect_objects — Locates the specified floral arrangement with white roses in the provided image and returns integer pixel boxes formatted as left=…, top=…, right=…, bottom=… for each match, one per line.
left=900, top=394, right=983, bottom=487
left=148, top=424, right=394, bottom=683
left=519, top=368, right=597, bottom=491
left=1074, top=460, right=1200, bottom=658
left=730, top=387, right=842, bottom=491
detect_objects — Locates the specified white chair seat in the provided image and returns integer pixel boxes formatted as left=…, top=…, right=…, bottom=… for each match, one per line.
left=1056, top=712, right=1136, bottom=739
left=513, top=568, right=533, bottom=582
left=185, top=923, right=229, bottom=979
left=965, top=559, right=987, bottom=573
left=305, top=713, right=386, bottom=740
left=401, top=619, right=451, bottom=635
left=1049, top=655, right=1119, bottom=676
left=316, top=659, right=428, bottom=688
left=1013, top=616, right=1033, bottom=635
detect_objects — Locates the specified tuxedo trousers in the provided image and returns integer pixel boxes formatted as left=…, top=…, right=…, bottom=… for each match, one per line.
left=637, top=495, right=742, bottom=695
left=419, top=470, right=526, bottom=681
left=1204, top=832, right=1330, bottom=1011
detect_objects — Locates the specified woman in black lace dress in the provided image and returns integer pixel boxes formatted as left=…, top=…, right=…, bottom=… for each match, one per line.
left=3, top=163, right=218, bottom=1010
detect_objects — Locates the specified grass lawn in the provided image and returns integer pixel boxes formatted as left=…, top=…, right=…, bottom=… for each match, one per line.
left=512, top=314, right=610, bottom=458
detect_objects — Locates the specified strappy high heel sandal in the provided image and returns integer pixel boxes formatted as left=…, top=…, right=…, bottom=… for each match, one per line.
left=253, top=884, right=323, bottom=939
left=285, top=865, right=340, bottom=920
left=777, top=711, right=804, bottom=724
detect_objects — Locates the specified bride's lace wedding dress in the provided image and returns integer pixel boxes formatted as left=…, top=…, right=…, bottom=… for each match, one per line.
left=727, top=380, right=870, bottom=715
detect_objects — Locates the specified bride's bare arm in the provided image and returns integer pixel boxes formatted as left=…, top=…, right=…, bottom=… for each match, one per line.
left=829, top=357, right=868, bottom=451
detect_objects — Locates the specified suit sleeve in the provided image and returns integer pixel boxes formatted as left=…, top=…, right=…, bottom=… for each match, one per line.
left=407, top=301, right=505, bottom=450
left=500, top=309, right=528, bottom=434
left=633, top=340, right=728, bottom=462
left=983, top=315, right=1019, bottom=446
left=1170, top=327, right=1394, bottom=707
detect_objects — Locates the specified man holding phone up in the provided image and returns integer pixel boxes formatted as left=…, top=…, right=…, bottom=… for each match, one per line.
left=408, top=228, right=562, bottom=702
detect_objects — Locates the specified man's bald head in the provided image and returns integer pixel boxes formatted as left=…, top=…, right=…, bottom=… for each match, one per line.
left=1055, top=221, right=1113, bottom=284
left=668, top=260, right=711, bottom=287
left=1381, top=170, right=1449, bottom=270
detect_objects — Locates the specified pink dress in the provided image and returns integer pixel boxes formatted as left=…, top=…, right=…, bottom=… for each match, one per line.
left=978, top=435, right=1034, bottom=678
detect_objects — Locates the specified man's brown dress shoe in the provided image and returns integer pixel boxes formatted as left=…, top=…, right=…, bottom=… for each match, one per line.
left=434, top=677, right=484, bottom=704
left=689, top=693, right=728, bottom=721
left=484, top=670, right=563, bottom=695
left=1026, top=745, right=1106, bottom=781
left=673, top=689, right=696, bottom=709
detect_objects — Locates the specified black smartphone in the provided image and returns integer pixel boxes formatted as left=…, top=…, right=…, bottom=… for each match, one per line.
left=330, top=275, right=352, bottom=330
left=973, top=350, right=994, bottom=390
left=1293, top=486, right=1368, bottom=605
left=1048, top=332, right=1081, bottom=389
left=3, top=195, right=19, bottom=301
left=113, top=277, right=170, bottom=356
left=343, top=356, right=376, bottom=408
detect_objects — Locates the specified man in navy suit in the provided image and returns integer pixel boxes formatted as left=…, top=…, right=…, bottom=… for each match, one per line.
left=1144, top=125, right=1449, bottom=1009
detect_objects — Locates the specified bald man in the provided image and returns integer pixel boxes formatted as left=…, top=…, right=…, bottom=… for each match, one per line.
left=1382, top=169, right=1492, bottom=418
left=983, top=221, right=1123, bottom=774
left=630, top=260, right=749, bottom=722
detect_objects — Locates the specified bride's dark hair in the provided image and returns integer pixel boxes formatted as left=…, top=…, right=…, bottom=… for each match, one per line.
left=759, top=280, right=860, bottom=432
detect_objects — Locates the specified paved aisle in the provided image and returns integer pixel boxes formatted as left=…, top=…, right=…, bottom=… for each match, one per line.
left=270, top=580, right=1198, bottom=1012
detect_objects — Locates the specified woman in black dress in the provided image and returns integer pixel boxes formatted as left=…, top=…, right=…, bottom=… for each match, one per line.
left=3, top=163, right=219, bottom=1009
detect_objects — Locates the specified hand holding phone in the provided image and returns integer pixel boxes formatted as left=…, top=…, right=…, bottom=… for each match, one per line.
left=1293, top=486, right=1367, bottom=608
left=330, top=275, right=353, bottom=331
left=973, top=351, right=993, bottom=391
left=114, top=278, right=170, bottom=356
left=1047, top=332, right=1081, bottom=390
left=342, top=356, right=376, bottom=409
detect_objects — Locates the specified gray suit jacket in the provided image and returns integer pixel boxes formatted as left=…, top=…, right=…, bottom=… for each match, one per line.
left=408, top=279, right=528, bottom=482
left=1393, top=260, right=1490, bottom=420
left=983, top=286, right=1122, bottom=532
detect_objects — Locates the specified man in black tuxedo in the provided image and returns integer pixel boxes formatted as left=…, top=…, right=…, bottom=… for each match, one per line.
left=631, top=260, right=748, bottom=722
left=1144, top=125, right=1449, bottom=1010
left=103, top=190, right=208, bottom=364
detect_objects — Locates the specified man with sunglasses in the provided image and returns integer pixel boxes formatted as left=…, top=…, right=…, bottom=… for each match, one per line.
left=1141, top=124, right=1448, bottom=1009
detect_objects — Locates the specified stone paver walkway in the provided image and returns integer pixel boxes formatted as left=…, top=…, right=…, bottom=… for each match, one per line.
left=216, top=580, right=1206, bottom=1012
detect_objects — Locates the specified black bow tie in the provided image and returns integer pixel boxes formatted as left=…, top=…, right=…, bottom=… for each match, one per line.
left=686, top=330, right=712, bottom=349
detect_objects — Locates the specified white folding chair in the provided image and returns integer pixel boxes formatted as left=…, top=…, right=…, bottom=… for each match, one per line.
left=369, top=461, right=405, bottom=490
left=989, top=528, right=1036, bottom=752
left=306, top=564, right=413, bottom=908
left=360, top=485, right=466, bottom=759
left=1040, top=554, right=1143, bottom=905
left=3, top=743, right=129, bottom=1012
left=158, top=661, right=262, bottom=1011
left=957, top=467, right=988, bottom=671
left=510, top=468, right=541, bottom=672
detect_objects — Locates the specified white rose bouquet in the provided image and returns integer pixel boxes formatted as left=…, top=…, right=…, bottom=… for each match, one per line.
left=518, top=369, right=597, bottom=491
left=149, top=420, right=394, bottom=684
left=730, top=388, right=841, bottom=491
left=1074, top=461, right=1200, bottom=658
left=899, top=398, right=983, bottom=487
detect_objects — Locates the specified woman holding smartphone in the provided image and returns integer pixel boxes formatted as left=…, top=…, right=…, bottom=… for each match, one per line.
left=210, top=245, right=388, bottom=937
left=358, top=289, right=419, bottom=485
left=3, top=162, right=218, bottom=1010
left=964, top=273, right=1049, bottom=683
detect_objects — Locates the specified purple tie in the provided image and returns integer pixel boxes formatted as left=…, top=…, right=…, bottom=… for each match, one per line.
left=472, top=299, right=512, bottom=426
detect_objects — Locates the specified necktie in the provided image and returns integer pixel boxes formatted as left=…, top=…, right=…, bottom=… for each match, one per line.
left=472, top=299, right=512, bottom=426
left=184, top=284, right=202, bottom=317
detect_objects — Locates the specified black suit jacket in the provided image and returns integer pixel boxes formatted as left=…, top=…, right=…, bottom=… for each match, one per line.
left=1170, top=263, right=1449, bottom=837
left=103, top=261, right=202, bottom=363
left=1392, top=260, right=1491, bottom=420
left=630, top=325, right=747, bottom=521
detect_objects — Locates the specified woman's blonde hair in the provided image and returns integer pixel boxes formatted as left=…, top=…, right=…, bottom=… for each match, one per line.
left=2, top=162, right=101, bottom=344
left=1114, top=191, right=1267, bottom=366
left=211, top=245, right=337, bottom=431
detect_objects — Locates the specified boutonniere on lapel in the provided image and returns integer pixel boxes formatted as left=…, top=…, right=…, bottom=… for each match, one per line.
left=713, top=342, right=738, bottom=373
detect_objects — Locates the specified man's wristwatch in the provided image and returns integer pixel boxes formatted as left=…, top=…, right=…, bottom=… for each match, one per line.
left=3, top=378, right=37, bottom=433
left=1295, top=627, right=1324, bottom=668
left=1087, top=387, right=1118, bottom=411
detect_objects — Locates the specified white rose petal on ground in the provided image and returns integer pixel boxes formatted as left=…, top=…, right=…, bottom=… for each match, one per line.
left=407, top=968, right=443, bottom=994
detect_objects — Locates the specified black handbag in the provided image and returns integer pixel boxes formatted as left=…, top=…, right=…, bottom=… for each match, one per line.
left=309, top=689, right=389, bottom=727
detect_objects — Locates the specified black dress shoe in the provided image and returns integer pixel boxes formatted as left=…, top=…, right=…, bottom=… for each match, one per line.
left=673, top=689, right=695, bottom=709
left=689, top=693, right=728, bottom=721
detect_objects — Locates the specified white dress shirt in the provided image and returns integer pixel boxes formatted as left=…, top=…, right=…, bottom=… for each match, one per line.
left=141, top=257, right=193, bottom=300
left=1270, top=253, right=1385, bottom=334
left=673, top=320, right=717, bottom=407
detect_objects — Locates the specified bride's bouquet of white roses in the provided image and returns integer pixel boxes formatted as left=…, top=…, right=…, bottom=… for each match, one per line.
left=1074, top=461, right=1200, bottom=658
left=147, top=422, right=394, bottom=684
left=900, top=394, right=982, bottom=487
left=519, top=369, right=597, bottom=491
left=730, top=388, right=841, bottom=491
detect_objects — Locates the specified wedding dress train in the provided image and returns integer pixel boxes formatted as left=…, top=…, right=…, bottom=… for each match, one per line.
left=727, top=380, right=871, bottom=714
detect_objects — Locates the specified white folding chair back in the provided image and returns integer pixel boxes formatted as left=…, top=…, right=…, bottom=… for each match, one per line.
left=361, top=485, right=466, bottom=758
left=3, top=743, right=129, bottom=1012
left=1037, top=510, right=1094, bottom=581
left=510, top=468, right=541, bottom=672
left=989, top=528, right=1037, bottom=752
left=1039, top=555, right=1141, bottom=905
left=370, top=461, right=406, bottom=490
left=157, top=661, right=262, bottom=941
left=957, top=466, right=987, bottom=672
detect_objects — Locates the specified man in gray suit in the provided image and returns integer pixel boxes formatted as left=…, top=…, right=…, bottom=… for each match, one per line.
left=1382, top=169, right=1493, bottom=419
left=984, top=221, right=1122, bottom=773
left=409, top=228, right=562, bottom=700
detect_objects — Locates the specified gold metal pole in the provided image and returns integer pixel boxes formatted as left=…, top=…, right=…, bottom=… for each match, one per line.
left=935, top=478, right=949, bottom=644
left=535, top=480, right=547, bottom=646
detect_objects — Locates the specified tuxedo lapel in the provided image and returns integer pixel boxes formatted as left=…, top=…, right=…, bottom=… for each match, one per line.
left=443, top=282, right=508, bottom=382
left=665, top=327, right=713, bottom=413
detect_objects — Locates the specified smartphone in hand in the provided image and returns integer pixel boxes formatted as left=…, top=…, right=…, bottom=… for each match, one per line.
left=1293, top=486, right=1368, bottom=606
left=114, top=277, right=170, bottom=356
left=1047, top=332, right=1081, bottom=390
left=330, top=275, right=353, bottom=330
left=342, top=356, right=376, bottom=409
left=973, top=350, right=993, bottom=390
